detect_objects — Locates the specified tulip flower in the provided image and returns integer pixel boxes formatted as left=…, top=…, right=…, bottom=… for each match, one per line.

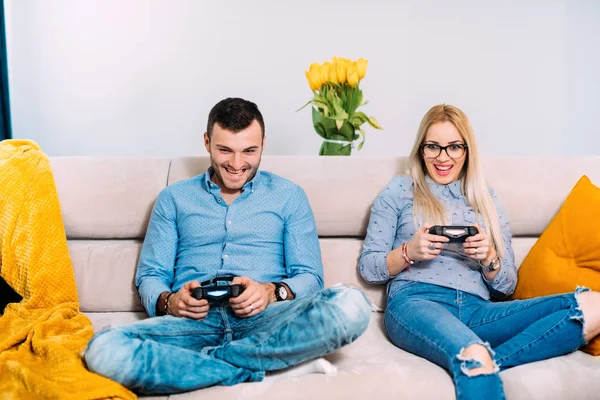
left=299, top=56, right=382, bottom=155
left=328, top=63, right=339, bottom=84
left=321, top=62, right=332, bottom=85
left=336, top=62, right=347, bottom=85
left=347, top=64, right=359, bottom=88
left=305, top=63, right=323, bottom=91
left=355, top=58, right=368, bottom=80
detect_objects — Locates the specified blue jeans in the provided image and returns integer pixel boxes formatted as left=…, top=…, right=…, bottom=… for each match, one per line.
left=384, top=281, right=587, bottom=400
left=84, top=285, right=371, bottom=394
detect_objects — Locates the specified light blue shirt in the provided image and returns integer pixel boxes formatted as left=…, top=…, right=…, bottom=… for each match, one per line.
left=136, top=168, right=324, bottom=317
left=359, top=175, right=517, bottom=300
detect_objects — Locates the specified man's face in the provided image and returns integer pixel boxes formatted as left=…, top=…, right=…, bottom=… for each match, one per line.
left=204, top=120, right=264, bottom=196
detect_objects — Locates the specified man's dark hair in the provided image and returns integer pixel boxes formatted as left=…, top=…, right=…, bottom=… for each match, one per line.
left=206, top=98, right=265, bottom=138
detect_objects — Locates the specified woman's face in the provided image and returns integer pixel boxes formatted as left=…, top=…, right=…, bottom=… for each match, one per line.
left=421, top=121, right=467, bottom=185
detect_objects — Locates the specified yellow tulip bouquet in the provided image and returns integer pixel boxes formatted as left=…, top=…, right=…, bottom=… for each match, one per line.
left=299, top=57, right=382, bottom=155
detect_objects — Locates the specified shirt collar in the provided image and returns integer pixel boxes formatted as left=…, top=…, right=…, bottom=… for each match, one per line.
left=203, top=166, right=262, bottom=193
left=425, top=175, right=462, bottom=199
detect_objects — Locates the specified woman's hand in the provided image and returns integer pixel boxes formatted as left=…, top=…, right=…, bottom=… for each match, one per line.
left=462, top=223, right=495, bottom=264
left=406, top=223, right=450, bottom=261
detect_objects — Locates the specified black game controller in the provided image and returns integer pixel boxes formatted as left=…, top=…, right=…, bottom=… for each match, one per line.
left=191, top=276, right=245, bottom=302
left=428, top=225, right=478, bottom=243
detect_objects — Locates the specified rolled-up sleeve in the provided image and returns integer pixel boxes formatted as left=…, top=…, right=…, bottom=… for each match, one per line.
left=483, top=188, right=518, bottom=299
left=281, top=186, right=324, bottom=298
left=135, top=189, right=178, bottom=317
left=359, top=177, right=406, bottom=284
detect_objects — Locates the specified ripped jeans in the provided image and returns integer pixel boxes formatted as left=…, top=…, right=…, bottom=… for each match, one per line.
left=384, top=281, right=588, bottom=400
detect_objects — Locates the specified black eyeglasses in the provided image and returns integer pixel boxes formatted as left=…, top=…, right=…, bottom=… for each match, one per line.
left=421, top=143, right=467, bottom=159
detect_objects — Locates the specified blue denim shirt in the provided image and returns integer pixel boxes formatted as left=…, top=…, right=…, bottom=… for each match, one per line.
left=136, top=168, right=324, bottom=317
left=359, top=175, right=517, bottom=300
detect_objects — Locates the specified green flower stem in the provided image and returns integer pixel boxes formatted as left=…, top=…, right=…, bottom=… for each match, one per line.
left=319, top=141, right=352, bottom=156
left=312, top=107, right=360, bottom=156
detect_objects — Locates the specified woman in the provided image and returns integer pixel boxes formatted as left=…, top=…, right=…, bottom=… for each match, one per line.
left=358, top=104, right=600, bottom=400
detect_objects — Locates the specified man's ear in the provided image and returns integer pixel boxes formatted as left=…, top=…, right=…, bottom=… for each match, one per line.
left=204, top=132, right=210, bottom=153
left=261, top=135, right=266, bottom=149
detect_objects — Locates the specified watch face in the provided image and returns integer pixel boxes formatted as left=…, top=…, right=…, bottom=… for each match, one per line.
left=277, top=285, right=288, bottom=300
left=487, top=258, right=500, bottom=271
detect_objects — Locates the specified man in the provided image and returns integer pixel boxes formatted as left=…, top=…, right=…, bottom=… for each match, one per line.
left=84, top=98, right=371, bottom=394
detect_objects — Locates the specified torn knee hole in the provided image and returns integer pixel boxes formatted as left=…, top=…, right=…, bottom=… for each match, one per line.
left=457, top=343, right=499, bottom=376
left=573, top=286, right=591, bottom=342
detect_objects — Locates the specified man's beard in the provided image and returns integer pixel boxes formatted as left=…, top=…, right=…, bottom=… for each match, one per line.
left=210, top=155, right=260, bottom=191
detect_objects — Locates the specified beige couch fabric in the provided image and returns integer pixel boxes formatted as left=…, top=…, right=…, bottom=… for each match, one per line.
left=50, top=156, right=600, bottom=400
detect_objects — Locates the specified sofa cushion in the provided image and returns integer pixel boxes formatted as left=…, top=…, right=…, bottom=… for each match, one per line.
left=482, top=157, right=600, bottom=236
left=513, top=175, right=600, bottom=355
left=163, top=314, right=600, bottom=400
left=51, top=157, right=170, bottom=239
left=168, top=157, right=408, bottom=237
left=71, top=240, right=144, bottom=312
left=167, top=156, right=600, bottom=239
left=85, top=311, right=148, bottom=333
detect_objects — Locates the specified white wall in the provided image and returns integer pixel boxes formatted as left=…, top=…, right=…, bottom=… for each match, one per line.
left=5, top=0, right=600, bottom=157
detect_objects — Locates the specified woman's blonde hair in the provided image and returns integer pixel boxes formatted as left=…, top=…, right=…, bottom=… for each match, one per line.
left=408, top=104, right=504, bottom=258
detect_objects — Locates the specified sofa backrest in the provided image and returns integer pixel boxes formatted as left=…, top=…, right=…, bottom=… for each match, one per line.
left=50, top=156, right=600, bottom=313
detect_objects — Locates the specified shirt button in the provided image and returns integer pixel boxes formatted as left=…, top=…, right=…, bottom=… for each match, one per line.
left=223, top=254, right=228, bottom=259
left=228, top=220, right=232, bottom=225
left=217, top=199, right=221, bottom=203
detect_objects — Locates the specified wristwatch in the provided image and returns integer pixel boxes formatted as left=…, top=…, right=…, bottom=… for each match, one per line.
left=480, top=255, right=501, bottom=272
left=273, top=282, right=289, bottom=301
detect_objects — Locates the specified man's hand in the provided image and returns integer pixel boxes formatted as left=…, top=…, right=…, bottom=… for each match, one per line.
left=229, top=276, right=275, bottom=318
left=166, top=281, right=210, bottom=320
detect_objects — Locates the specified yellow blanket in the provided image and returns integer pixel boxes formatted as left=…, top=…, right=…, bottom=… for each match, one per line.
left=0, top=140, right=136, bottom=400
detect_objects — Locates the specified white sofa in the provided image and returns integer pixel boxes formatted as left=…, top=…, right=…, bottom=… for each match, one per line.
left=49, top=156, right=600, bottom=400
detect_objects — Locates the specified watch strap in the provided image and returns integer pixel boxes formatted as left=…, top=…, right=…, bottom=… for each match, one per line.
left=480, top=255, right=500, bottom=272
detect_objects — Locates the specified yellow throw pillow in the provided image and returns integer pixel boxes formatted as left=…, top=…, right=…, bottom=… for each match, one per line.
left=513, top=175, right=600, bottom=355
